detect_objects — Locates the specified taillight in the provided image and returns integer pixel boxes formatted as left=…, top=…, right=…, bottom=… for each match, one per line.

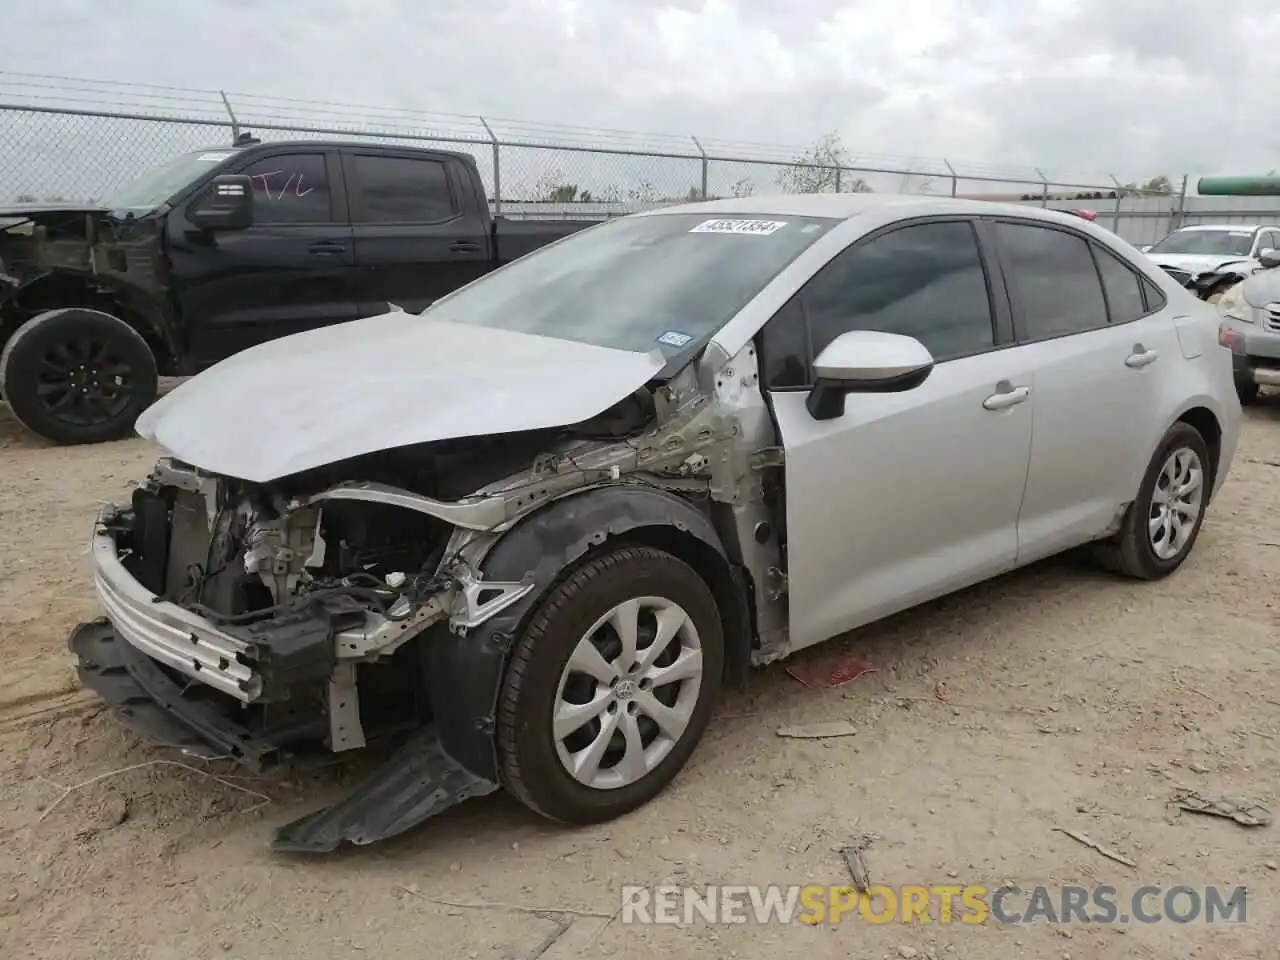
left=1219, top=322, right=1240, bottom=348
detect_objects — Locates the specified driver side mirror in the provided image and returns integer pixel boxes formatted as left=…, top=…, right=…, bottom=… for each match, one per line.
left=190, top=174, right=254, bottom=232
left=806, top=330, right=935, bottom=421
left=1258, top=247, right=1280, bottom=269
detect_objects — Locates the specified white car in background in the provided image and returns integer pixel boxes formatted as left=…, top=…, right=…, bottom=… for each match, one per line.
left=1142, top=223, right=1280, bottom=301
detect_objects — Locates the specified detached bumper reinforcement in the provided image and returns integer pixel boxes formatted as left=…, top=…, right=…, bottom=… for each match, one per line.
left=69, top=618, right=281, bottom=770
left=70, top=617, right=501, bottom=852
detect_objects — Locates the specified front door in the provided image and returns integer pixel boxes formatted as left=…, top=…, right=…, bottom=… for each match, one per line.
left=988, top=220, right=1183, bottom=562
left=171, top=149, right=362, bottom=368
left=340, top=150, right=492, bottom=315
left=759, top=218, right=1035, bottom=652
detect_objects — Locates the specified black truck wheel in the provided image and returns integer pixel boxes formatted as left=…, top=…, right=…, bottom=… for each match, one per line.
left=1236, top=378, right=1260, bottom=406
left=497, top=545, right=724, bottom=824
left=0, top=307, right=159, bottom=444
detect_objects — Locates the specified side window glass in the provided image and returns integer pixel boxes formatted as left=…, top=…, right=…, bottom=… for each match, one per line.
left=759, top=298, right=809, bottom=388
left=996, top=223, right=1108, bottom=340
left=1092, top=244, right=1148, bottom=324
left=803, top=220, right=996, bottom=366
left=238, top=154, right=331, bottom=224
left=351, top=155, right=457, bottom=223
left=1140, top=275, right=1167, bottom=313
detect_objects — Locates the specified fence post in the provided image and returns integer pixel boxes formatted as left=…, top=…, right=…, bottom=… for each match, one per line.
left=834, top=167, right=842, bottom=193
left=1172, top=174, right=1189, bottom=233
left=691, top=136, right=708, bottom=200
left=1034, top=168, right=1049, bottom=207
left=943, top=159, right=958, bottom=197
left=1108, top=174, right=1124, bottom=232
left=478, top=117, right=501, bottom=215
left=219, top=91, right=240, bottom=143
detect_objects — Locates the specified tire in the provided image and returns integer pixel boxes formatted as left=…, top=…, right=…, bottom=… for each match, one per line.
left=1236, top=378, right=1260, bottom=406
left=0, top=307, right=158, bottom=444
left=1091, top=422, right=1212, bottom=580
left=497, top=545, right=725, bottom=824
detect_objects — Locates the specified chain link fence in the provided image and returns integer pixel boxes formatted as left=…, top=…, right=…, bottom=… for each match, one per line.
left=2, top=73, right=1278, bottom=244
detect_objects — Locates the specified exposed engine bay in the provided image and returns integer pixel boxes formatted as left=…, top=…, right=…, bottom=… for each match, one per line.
left=70, top=342, right=789, bottom=851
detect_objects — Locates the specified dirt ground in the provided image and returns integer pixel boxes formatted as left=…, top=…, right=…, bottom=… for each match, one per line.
left=1, top=397, right=1278, bottom=960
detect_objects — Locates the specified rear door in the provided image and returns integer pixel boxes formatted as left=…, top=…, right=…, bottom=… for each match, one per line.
left=761, top=217, right=1035, bottom=652
left=989, top=219, right=1183, bottom=562
left=341, top=150, right=491, bottom=315
left=172, top=147, right=361, bottom=367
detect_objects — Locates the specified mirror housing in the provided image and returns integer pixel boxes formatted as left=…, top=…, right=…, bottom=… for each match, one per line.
left=806, top=330, right=935, bottom=421
left=1257, top=247, right=1280, bottom=269
left=189, top=174, right=254, bottom=232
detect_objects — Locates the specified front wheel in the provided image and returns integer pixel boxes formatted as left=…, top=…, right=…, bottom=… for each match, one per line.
left=1236, top=378, right=1260, bottom=406
left=497, top=545, right=724, bottom=824
left=1091, top=422, right=1211, bottom=580
left=0, top=307, right=158, bottom=444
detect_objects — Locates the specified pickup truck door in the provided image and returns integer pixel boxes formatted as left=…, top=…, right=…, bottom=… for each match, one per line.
left=169, top=148, right=361, bottom=368
left=340, top=150, right=492, bottom=315
left=760, top=219, right=1033, bottom=653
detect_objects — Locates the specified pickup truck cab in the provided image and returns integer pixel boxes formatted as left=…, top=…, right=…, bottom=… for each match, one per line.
left=0, top=137, right=596, bottom=444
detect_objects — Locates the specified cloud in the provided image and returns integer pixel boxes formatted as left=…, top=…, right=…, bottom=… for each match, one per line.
left=0, top=0, right=1275, bottom=200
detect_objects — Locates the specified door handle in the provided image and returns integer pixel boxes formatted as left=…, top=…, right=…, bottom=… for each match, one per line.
left=449, top=241, right=482, bottom=253
left=307, top=241, right=346, bottom=255
left=982, top=385, right=1030, bottom=411
left=1125, top=346, right=1159, bottom=368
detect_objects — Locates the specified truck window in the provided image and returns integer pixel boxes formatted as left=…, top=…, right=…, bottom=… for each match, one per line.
left=350, top=155, right=458, bottom=224
left=238, top=154, right=332, bottom=225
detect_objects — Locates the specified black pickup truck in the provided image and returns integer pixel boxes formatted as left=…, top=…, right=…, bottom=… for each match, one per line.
left=0, top=138, right=599, bottom=444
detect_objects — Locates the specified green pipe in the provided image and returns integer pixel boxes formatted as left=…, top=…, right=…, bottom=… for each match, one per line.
left=1196, top=176, right=1280, bottom=196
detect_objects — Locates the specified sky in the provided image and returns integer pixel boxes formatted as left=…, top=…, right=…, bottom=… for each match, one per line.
left=1, top=0, right=1278, bottom=197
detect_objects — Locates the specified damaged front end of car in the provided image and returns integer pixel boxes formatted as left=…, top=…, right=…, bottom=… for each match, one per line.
left=68, top=353, right=782, bottom=852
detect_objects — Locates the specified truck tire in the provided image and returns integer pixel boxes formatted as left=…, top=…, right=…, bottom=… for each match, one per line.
left=497, top=545, right=724, bottom=824
left=0, top=307, right=159, bottom=444
left=1090, top=422, right=1211, bottom=580
left=1236, top=379, right=1260, bottom=406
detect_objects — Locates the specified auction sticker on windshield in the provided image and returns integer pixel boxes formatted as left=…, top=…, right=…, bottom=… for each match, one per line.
left=689, top=219, right=788, bottom=235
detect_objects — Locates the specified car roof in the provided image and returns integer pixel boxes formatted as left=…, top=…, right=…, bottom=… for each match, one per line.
left=633, top=192, right=1101, bottom=227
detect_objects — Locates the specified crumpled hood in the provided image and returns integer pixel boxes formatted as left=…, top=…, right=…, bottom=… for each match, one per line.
left=1240, top=267, right=1280, bottom=307
left=1148, top=252, right=1253, bottom=278
left=135, top=307, right=665, bottom=483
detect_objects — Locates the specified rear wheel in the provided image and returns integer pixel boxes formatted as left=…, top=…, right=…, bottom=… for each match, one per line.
left=1091, top=422, right=1211, bottom=580
left=1236, top=378, right=1260, bottom=406
left=0, top=307, right=158, bottom=444
left=497, top=545, right=724, bottom=824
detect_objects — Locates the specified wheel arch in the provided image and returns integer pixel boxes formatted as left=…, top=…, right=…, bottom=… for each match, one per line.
left=0, top=271, right=176, bottom=372
left=420, top=483, right=755, bottom=782
left=1170, top=404, right=1223, bottom=495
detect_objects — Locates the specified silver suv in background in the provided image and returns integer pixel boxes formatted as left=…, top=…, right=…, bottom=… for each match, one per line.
left=1142, top=223, right=1280, bottom=301
left=1217, top=248, right=1280, bottom=403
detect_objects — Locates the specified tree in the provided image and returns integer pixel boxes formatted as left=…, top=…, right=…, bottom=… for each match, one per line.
left=546, top=183, right=580, bottom=202
left=730, top=176, right=756, bottom=199
left=777, top=131, right=871, bottom=194
left=1141, top=175, right=1173, bottom=195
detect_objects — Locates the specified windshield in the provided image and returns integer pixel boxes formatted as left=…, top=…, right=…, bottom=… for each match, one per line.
left=424, top=212, right=839, bottom=353
left=105, top=147, right=239, bottom=210
left=1149, top=228, right=1253, bottom=256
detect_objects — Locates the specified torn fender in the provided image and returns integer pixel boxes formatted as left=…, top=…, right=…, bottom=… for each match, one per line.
left=423, top=482, right=734, bottom=781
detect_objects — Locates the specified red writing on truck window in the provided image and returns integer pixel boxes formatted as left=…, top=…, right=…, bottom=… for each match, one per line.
left=248, top=170, right=316, bottom=200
